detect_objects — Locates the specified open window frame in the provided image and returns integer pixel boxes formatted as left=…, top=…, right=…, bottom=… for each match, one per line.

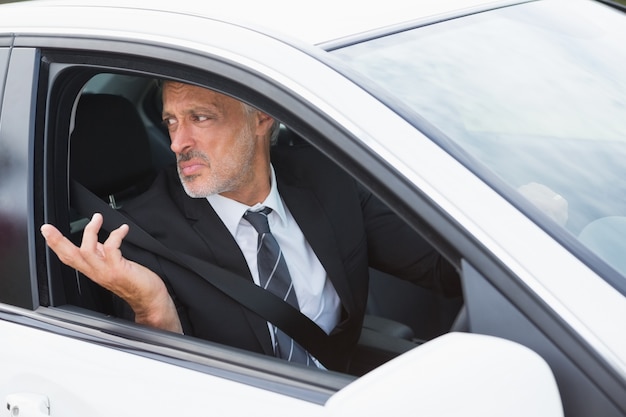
left=36, top=46, right=463, bottom=396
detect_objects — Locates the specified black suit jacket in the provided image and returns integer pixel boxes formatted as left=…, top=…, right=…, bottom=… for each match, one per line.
left=119, top=143, right=458, bottom=371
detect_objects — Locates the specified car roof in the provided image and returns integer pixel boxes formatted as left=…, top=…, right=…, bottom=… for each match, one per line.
left=1, top=0, right=520, bottom=46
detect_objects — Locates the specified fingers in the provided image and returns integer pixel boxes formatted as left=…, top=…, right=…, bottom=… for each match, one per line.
left=101, top=223, right=129, bottom=261
left=104, top=223, right=130, bottom=249
left=40, top=214, right=130, bottom=274
left=40, top=223, right=86, bottom=270
left=81, top=212, right=104, bottom=251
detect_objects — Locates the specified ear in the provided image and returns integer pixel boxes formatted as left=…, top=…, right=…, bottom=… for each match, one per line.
left=254, top=111, right=275, bottom=138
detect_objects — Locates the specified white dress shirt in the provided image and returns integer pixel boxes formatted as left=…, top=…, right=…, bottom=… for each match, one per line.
left=206, top=166, right=341, bottom=337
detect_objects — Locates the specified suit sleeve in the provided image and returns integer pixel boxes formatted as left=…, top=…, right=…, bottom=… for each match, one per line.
left=358, top=183, right=461, bottom=297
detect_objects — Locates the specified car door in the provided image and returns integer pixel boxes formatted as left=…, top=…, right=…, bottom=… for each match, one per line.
left=0, top=45, right=345, bottom=417
left=0, top=6, right=567, bottom=417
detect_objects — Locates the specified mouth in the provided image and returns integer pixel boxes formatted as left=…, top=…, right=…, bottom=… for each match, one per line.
left=178, top=161, right=206, bottom=177
left=177, top=151, right=210, bottom=179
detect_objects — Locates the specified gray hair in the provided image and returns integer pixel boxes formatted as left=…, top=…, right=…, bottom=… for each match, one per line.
left=159, top=79, right=280, bottom=145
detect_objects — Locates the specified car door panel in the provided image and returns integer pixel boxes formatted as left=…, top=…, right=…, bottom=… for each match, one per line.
left=0, top=47, right=324, bottom=416
left=0, top=314, right=323, bottom=417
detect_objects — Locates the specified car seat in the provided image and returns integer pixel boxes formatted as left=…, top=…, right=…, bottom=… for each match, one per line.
left=65, top=93, right=157, bottom=314
left=70, top=93, right=156, bottom=207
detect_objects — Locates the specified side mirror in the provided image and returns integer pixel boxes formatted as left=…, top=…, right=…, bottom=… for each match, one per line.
left=326, top=332, right=563, bottom=417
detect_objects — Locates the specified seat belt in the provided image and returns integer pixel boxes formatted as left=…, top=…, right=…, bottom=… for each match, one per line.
left=70, top=180, right=333, bottom=365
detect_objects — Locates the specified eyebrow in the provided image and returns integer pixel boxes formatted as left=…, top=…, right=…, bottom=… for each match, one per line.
left=162, top=104, right=222, bottom=119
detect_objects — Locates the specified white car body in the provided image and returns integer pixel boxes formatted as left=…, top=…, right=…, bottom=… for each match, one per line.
left=1, top=0, right=625, bottom=415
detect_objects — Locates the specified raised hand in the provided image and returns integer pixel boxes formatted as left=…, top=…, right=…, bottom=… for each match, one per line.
left=41, top=213, right=182, bottom=333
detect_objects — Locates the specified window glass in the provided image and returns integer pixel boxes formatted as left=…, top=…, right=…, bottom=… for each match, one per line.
left=333, top=0, right=626, bottom=282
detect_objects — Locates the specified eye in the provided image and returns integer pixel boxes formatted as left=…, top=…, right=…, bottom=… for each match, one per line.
left=161, top=117, right=177, bottom=129
left=191, top=114, right=210, bottom=122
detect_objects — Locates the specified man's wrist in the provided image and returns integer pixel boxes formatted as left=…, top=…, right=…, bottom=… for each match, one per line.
left=133, top=288, right=183, bottom=333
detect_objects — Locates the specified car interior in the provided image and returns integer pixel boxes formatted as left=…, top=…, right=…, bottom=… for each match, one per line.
left=58, top=71, right=464, bottom=376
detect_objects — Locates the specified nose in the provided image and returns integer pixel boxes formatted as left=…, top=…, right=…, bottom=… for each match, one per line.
left=169, top=123, right=194, bottom=155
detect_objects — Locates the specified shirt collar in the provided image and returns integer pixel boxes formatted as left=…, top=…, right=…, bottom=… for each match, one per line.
left=206, top=165, right=287, bottom=237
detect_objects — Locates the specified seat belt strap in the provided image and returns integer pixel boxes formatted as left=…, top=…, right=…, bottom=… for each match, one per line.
left=70, top=180, right=333, bottom=364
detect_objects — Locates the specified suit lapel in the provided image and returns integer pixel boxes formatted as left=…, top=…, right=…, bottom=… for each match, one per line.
left=277, top=182, right=356, bottom=316
left=180, top=194, right=250, bottom=278
left=168, top=170, right=354, bottom=354
left=175, top=188, right=274, bottom=356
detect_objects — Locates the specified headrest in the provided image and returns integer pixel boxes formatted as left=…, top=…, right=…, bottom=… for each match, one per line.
left=70, top=94, right=154, bottom=198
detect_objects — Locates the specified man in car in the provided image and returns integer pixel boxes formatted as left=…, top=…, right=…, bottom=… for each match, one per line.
left=40, top=81, right=460, bottom=372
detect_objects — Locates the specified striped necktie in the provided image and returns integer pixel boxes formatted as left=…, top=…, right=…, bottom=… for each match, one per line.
left=243, top=207, right=313, bottom=366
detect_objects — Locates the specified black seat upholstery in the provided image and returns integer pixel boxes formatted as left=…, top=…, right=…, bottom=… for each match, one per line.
left=70, top=93, right=155, bottom=203
left=66, top=93, right=156, bottom=314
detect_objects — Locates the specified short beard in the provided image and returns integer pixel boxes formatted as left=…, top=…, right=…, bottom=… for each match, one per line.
left=176, top=150, right=211, bottom=198
left=176, top=122, right=256, bottom=199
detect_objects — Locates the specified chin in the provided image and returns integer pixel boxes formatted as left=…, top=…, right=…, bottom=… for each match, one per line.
left=180, top=176, right=210, bottom=199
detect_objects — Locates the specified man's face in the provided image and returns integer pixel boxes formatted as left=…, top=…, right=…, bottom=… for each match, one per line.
left=161, top=82, right=259, bottom=198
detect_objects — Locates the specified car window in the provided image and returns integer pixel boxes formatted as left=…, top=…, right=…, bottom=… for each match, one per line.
left=39, top=58, right=462, bottom=382
left=332, top=0, right=626, bottom=291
